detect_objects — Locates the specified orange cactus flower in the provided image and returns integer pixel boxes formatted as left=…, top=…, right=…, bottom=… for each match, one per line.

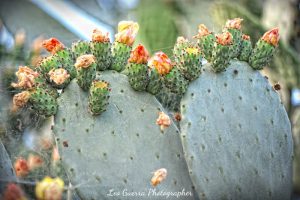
left=148, top=52, right=173, bottom=75
left=42, top=38, right=64, bottom=54
left=215, top=32, right=233, bottom=46
left=242, top=34, right=251, bottom=41
left=28, top=154, right=44, bottom=171
left=14, top=157, right=30, bottom=177
left=92, top=29, right=110, bottom=43
left=194, top=24, right=211, bottom=38
left=225, top=18, right=243, bottom=30
left=11, top=66, right=39, bottom=89
left=115, top=21, right=139, bottom=46
left=48, top=68, right=70, bottom=85
left=12, top=91, right=30, bottom=112
left=74, top=54, right=96, bottom=69
left=128, top=44, right=150, bottom=64
left=151, top=168, right=167, bottom=186
left=156, top=112, right=171, bottom=131
left=3, top=183, right=27, bottom=200
left=261, top=28, right=280, bottom=47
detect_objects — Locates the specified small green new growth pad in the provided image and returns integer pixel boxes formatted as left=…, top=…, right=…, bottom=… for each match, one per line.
left=88, top=80, right=110, bottom=115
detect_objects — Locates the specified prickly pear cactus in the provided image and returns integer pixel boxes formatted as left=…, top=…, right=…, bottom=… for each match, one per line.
left=180, top=61, right=293, bottom=200
left=53, top=71, right=196, bottom=200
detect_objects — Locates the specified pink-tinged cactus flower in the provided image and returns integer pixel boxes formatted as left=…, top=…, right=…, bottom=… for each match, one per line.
left=194, top=24, right=211, bottom=38
left=176, top=36, right=189, bottom=44
left=115, top=21, right=139, bottom=46
left=151, top=168, right=167, bottom=186
left=48, top=68, right=70, bottom=85
left=215, top=32, right=233, bottom=46
left=3, top=183, right=27, bottom=200
left=74, top=54, right=96, bottom=69
left=242, top=34, right=251, bottom=40
left=128, top=44, right=150, bottom=64
left=148, top=52, right=173, bottom=75
left=28, top=154, right=44, bottom=171
left=261, top=28, right=280, bottom=47
left=225, top=18, right=243, bottom=30
left=14, top=157, right=30, bottom=177
left=92, top=29, right=110, bottom=43
left=42, top=38, right=64, bottom=54
left=156, top=112, right=171, bottom=130
left=35, top=177, right=64, bottom=200
left=12, top=91, right=30, bottom=112
left=11, top=66, right=39, bottom=89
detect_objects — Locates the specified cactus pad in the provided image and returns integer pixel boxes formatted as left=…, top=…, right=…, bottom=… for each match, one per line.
left=53, top=71, right=196, bottom=199
left=180, top=61, right=293, bottom=200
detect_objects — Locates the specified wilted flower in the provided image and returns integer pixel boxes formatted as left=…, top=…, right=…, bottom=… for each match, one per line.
left=148, top=52, right=173, bottom=75
left=42, top=38, right=64, bottom=54
left=12, top=91, right=30, bottom=112
left=225, top=18, right=243, bottom=30
left=74, top=54, right=96, bottom=69
left=194, top=24, right=211, bottom=38
left=92, top=29, right=110, bottom=43
left=215, top=32, right=233, bottom=46
left=14, top=157, right=30, bottom=177
left=128, top=44, right=149, bottom=64
left=115, top=21, right=139, bottom=46
left=11, top=66, right=39, bottom=89
left=261, top=28, right=280, bottom=47
left=35, top=177, right=64, bottom=200
left=48, top=68, right=70, bottom=85
left=156, top=112, right=171, bottom=131
left=28, top=154, right=44, bottom=171
left=3, top=183, right=27, bottom=200
left=151, top=168, right=167, bottom=186
left=242, top=34, right=251, bottom=41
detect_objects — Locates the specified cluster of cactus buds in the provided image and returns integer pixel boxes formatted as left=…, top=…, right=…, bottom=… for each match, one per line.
left=9, top=19, right=280, bottom=117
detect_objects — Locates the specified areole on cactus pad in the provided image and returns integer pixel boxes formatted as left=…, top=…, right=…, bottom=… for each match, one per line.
left=7, top=18, right=292, bottom=200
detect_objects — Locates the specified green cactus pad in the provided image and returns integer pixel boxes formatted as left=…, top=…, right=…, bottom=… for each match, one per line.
left=90, top=41, right=112, bottom=71
left=53, top=71, right=196, bottom=199
left=227, top=28, right=242, bottom=58
left=238, top=38, right=252, bottom=62
left=177, top=49, right=202, bottom=81
left=29, top=87, right=58, bottom=117
left=211, top=43, right=231, bottom=73
left=38, top=56, right=59, bottom=75
left=249, top=40, right=276, bottom=70
left=180, top=61, right=292, bottom=200
left=125, top=63, right=149, bottom=91
left=146, top=68, right=164, bottom=95
left=196, top=34, right=215, bottom=62
left=164, top=67, right=188, bottom=95
left=54, top=48, right=76, bottom=79
left=71, top=41, right=91, bottom=58
left=88, top=80, right=110, bottom=115
left=173, top=38, right=190, bottom=63
left=111, top=42, right=131, bottom=72
left=76, top=63, right=96, bottom=91
left=155, top=86, right=183, bottom=112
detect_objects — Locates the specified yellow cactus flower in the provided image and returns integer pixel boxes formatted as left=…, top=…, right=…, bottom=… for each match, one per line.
left=35, top=177, right=64, bottom=200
